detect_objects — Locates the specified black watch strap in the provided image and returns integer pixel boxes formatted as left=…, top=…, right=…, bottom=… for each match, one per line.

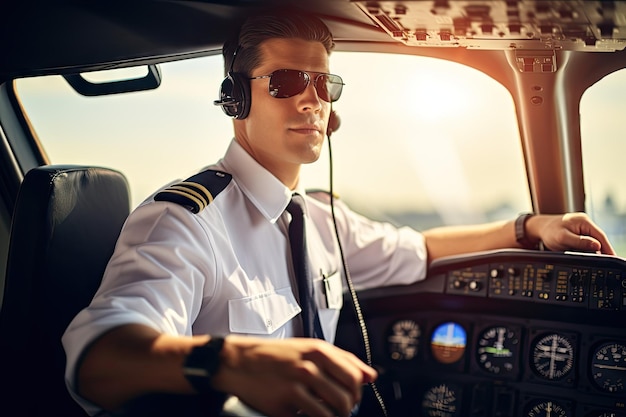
left=515, top=213, right=539, bottom=249
left=182, top=337, right=228, bottom=415
left=183, top=337, right=225, bottom=394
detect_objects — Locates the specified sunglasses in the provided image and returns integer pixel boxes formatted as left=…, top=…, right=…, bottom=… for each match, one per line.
left=249, top=69, right=344, bottom=103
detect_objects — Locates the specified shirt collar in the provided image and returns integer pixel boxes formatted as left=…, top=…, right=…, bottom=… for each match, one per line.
left=222, top=139, right=303, bottom=223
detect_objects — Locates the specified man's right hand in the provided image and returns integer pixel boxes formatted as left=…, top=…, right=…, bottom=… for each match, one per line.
left=213, top=336, right=378, bottom=417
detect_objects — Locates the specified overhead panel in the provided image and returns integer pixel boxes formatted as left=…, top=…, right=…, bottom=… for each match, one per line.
left=352, top=1, right=626, bottom=51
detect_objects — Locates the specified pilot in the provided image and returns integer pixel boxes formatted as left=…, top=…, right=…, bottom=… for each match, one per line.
left=62, top=7, right=615, bottom=417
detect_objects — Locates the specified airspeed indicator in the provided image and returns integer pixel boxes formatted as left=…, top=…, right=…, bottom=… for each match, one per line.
left=476, top=325, right=520, bottom=376
left=387, top=319, right=420, bottom=361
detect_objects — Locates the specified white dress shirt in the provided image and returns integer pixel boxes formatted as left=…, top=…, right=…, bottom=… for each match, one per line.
left=62, top=139, right=427, bottom=415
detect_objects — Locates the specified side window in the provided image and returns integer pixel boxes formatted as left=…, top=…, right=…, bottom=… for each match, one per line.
left=15, top=56, right=233, bottom=207
left=581, top=68, right=626, bottom=255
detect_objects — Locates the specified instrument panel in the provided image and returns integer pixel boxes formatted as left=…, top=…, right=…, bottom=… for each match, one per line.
left=336, top=250, right=626, bottom=417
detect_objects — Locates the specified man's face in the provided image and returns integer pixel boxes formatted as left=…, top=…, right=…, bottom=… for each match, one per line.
left=234, top=38, right=331, bottom=189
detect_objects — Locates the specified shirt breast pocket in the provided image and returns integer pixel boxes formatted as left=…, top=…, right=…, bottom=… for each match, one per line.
left=228, top=286, right=301, bottom=335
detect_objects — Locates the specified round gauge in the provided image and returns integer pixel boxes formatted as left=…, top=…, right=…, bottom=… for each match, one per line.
left=525, top=400, right=570, bottom=417
left=387, top=319, right=420, bottom=361
left=590, top=342, right=626, bottom=394
left=431, top=322, right=467, bottom=364
left=421, top=383, right=460, bottom=417
left=530, top=333, right=575, bottom=380
left=476, top=325, right=520, bottom=376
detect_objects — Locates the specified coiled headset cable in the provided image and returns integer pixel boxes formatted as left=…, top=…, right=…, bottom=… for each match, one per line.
left=326, top=108, right=388, bottom=417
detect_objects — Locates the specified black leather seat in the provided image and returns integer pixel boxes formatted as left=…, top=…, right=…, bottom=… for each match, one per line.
left=0, top=165, right=131, bottom=417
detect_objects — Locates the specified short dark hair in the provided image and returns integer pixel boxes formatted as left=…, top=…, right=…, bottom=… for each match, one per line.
left=222, top=9, right=335, bottom=77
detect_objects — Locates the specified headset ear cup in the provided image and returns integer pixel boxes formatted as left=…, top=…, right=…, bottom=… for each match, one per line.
left=215, top=72, right=250, bottom=119
left=230, top=72, right=251, bottom=119
left=217, top=73, right=251, bottom=119
left=217, top=76, right=237, bottom=118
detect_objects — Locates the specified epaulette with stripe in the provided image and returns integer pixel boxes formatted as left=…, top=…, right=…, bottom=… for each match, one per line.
left=154, top=170, right=232, bottom=213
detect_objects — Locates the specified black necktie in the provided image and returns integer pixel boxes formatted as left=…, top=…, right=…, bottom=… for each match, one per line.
left=286, top=194, right=324, bottom=339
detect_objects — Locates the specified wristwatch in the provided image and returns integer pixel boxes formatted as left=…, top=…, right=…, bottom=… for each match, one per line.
left=515, top=213, right=539, bottom=249
left=182, top=337, right=225, bottom=394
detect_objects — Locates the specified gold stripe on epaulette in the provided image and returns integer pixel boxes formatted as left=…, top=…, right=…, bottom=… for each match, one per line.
left=177, top=182, right=214, bottom=205
left=169, top=184, right=208, bottom=208
left=162, top=188, right=206, bottom=211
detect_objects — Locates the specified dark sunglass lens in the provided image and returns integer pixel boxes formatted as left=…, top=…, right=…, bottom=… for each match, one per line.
left=269, top=69, right=308, bottom=98
left=316, top=74, right=343, bottom=102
